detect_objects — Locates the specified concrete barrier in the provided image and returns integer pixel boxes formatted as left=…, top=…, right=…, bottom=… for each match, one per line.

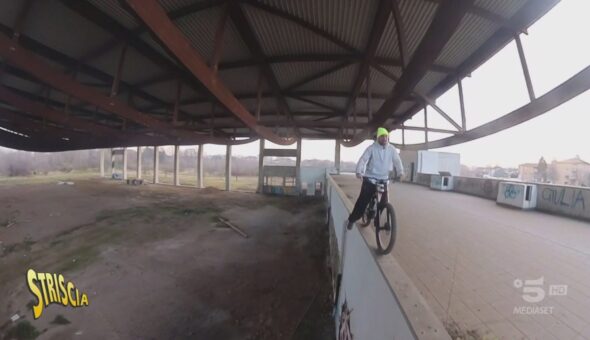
left=415, top=173, right=432, bottom=187
left=453, top=176, right=500, bottom=200
left=536, top=184, right=590, bottom=220
left=497, top=182, right=537, bottom=209
left=327, top=174, right=450, bottom=340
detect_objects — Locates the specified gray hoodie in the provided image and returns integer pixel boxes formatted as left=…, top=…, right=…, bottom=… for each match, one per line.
left=355, top=142, right=404, bottom=180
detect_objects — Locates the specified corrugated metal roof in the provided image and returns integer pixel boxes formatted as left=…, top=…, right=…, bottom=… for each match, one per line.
left=298, top=64, right=359, bottom=92
left=475, top=0, right=528, bottom=18
left=259, top=0, right=379, bottom=51
left=23, top=0, right=112, bottom=59
left=297, top=96, right=347, bottom=111
left=174, top=7, right=221, bottom=62
left=360, top=67, right=396, bottom=96
left=219, top=19, right=253, bottom=63
left=89, top=47, right=163, bottom=85
left=414, top=71, right=447, bottom=96
left=86, top=0, right=138, bottom=30
left=139, top=32, right=179, bottom=65
left=375, top=13, right=400, bottom=60
left=243, top=4, right=349, bottom=56
left=158, top=0, right=207, bottom=12
left=399, top=0, right=438, bottom=62
left=435, top=13, right=499, bottom=68
left=142, top=79, right=197, bottom=103
left=271, top=62, right=340, bottom=89
left=218, top=66, right=270, bottom=94
left=286, top=97, right=332, bottom=113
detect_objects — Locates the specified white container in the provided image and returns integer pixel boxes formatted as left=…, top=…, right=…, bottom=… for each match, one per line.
left=430, top=174, right=454, bottom=191
left=497, top=182, right=537, bottom=209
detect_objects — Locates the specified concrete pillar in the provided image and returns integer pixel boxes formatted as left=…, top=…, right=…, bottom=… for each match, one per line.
left=122, top=148, right=128, bottom=180
left=257, top=139, right=265, bottom=193
left=196, top=144, right=204, bottom=188
left=174, top=145, right=180, bottom=186
left=100, top=149, right=105, bottom=177
left=153, top=146, right=159, bottom=184
left=295, top=138, right=302, bottom=194
left=335, top=140, right=341, bottom=174
left=136, top=146, right=142, bottom=179
left=110, top=148, right=115, bottom=177
left=225, top=144, right=232, bottom=191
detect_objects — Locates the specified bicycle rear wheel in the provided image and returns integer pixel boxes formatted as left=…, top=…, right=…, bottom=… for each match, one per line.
left=375, top=203, right=397, bottom=255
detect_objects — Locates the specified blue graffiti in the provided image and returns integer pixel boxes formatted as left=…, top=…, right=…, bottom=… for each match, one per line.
left=504, top=184, right=520, bottom=200
left=542, top=188, right=586, bottom=210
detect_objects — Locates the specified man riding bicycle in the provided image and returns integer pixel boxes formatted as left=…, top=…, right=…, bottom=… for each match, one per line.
left=345, top=127, right=405, bottom=230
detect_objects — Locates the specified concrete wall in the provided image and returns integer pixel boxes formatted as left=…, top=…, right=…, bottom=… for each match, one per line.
left=453, top=176, right=500, bottom=200
left=415, top=173, right=432, bottom=187
left=536, top=184, right=590, bottom=220
left=327, top=175, right=449, bottom=340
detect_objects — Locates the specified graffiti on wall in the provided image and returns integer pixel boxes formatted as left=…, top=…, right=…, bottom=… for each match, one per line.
left=504, top=184, right=521, bottom=200
left=541, top=187, right=586, bottom=210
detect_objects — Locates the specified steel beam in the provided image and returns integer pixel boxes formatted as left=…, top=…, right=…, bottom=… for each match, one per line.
left=136, top=146, right=142, bottom=179
left=458, top=79, right=466, bottom=130
left=342, top=0, right=473, bottom=147
left=397, top=66, right=590, bottom=150
left=515, top=34, right=535, bottom=101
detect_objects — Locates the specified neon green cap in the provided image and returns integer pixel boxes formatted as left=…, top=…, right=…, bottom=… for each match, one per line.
left=376, top=127, right=389, bottom=138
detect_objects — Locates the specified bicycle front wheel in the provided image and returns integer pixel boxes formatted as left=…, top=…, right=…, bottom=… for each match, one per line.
left=375, top=203, right=397, bottom=255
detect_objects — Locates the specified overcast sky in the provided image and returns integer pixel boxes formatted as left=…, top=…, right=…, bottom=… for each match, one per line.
left=2, top=1, right=589, bottom=168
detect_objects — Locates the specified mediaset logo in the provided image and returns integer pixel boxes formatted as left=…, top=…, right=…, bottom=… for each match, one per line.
left=512, top=276, right=567, bottom=315
left=26, top=269, right=89, bottom=319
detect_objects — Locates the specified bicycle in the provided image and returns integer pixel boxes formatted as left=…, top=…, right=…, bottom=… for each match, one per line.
left=358, top=177, right=397, bottom=255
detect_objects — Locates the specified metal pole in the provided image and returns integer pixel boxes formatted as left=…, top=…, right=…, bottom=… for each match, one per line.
left=197, top=144, right=204, bottom=188
left=295, top=138, right=302, bottom=195
left=515, top=34, right=535, bottom=101
left=257, top=139, right=265, bottom=193
left=100, top=149, right=105, bottom=177
left=136, top=146, right=142, bottom=179
left=335, top=140, right=341, bottom=174
left=225, top=144, right=232, bottom=191
left=122, top=148, right=128, bottom=180
left=174, top=145, right=180, bottom=186
left=458, top=79, right=466, bottom=130
left=153, top=146, right=159, bottom=184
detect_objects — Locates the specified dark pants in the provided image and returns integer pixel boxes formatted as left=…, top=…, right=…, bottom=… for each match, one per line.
left=348, top=177, right=388, bottom=223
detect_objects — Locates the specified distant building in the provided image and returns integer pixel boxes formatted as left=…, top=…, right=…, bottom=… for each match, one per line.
left=518, top=163, right=537, bottom=182
left=549, top=156, right=590, bottom=187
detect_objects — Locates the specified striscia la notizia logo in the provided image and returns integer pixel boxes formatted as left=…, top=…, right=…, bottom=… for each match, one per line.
left=27, top=269, right=89, bottom=319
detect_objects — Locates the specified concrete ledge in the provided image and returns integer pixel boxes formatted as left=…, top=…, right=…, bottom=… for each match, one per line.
left=327, top=174, right=450, bottom=340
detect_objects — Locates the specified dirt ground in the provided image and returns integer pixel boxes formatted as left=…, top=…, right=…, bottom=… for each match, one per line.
left=0, top=179, right=334, bottom=339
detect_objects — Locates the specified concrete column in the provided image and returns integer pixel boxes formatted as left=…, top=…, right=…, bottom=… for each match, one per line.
left=100, top=149, right=105, bottom=177
left=335, top=140, right=341, bottom=174
left=174, top=145, right=180, bottom=186
left=136, top=146, right=142, bottom=179
left=295, top=138, right=302, bottom=194
left=110, top=148, right=115, bottom=177
left=122, top=148, right=128, bottom=180
left=225, top=144, right=232, bottom=191
left=196, top=145, right=204, bottom=189
left=153, top=146, right=159, bottom=184
left=257, top=139, right=265, bottom=193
